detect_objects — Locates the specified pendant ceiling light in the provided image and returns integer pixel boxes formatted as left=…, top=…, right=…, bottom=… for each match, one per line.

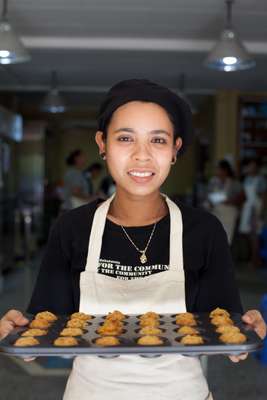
left=40, top=71, right=66, bottom=113
left=0, top=0, right=30, bottom=64
left=177, top=73, right=197, bottom=115
left=204, top=0, right=255, bottom=72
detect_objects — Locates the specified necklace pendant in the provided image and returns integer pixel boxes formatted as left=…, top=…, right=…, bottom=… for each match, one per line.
left=140, top=252, right=147, bottom=264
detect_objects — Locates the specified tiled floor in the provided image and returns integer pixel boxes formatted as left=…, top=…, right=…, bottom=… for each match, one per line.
left=0, top=255, right=266, bottom=400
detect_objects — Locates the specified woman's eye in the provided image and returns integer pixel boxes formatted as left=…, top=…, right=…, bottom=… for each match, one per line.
left=117, top=136, right=133, bottom=142
left=152, top=137, right=167, bottom=144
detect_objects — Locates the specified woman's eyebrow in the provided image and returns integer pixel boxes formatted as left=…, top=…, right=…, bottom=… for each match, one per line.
left=114, top=128, right=171, bottom=136
left=150, top=129, right=171, bottom=137
left=114, top=127, right=135, bottom=133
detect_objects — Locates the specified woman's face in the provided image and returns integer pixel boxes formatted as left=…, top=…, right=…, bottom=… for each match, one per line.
left=95, top=101, right=182, bottom=198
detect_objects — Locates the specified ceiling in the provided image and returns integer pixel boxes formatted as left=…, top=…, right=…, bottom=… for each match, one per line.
left=1, top=0, right=267, bottom=110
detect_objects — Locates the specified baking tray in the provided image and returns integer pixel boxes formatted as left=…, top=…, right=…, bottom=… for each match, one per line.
left=0, top=313, right=263, bottom=357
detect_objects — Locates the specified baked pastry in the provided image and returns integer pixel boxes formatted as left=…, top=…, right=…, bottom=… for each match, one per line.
left=139, top=312, right=159, bottom=320
left=21, top=329, right=47, bottom=337
left=95, top=336, right=120, bottom=346
left=71, top=312, right=92, bottom=321
left=105, top=311, right=126, bottom=321
left=97, top=320, right=123, bottom=336
left=209, top=307, right=230, bottom=318
left=139, top=327, right=162, bottom=335
left=211, top=316, right=233, bottom=327
left=175, top=313, right=197, bottom=326
left=139, top=318, right=160, bottom=327
left=216, top=325, right=240, bottom=334
left=137, top=335, right=163, bottom=345
left=54, top=337, right=78, bottom=346
left=177, top=326, right=199, bottom=336
left=30, top=319, right=51, bottom=329
left=180, top=335, right=204, bottom=345
left=14, top=337, right=39, bottom=347
left=219, top=332, right=247, bottom=344
left=60, top=328, right=83, bottom=337
left=35, top=311, right=58, bottom=322
left=66, top=319, right=87, bottom=329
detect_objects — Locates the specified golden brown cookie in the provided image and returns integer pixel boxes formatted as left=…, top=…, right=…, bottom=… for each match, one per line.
left=105, top=311, right=126, bottom=321
left=30, top=319, right=51, bottom=329
left=35, top=311, right=58, bottom=322
left=70, top=312, right=92, bottom=321
left=180, top=335, right=204, bottom=345
left=95, top=336, right=120, bottom=346
left=211, top=316, right=233, bottom=326
left=175, top=313, right=197, bottom=326
left=139, top=312, right=159, bottom=320
left=137, top=335, right=163, bottom=345
left=54, top=337, right=78, bottom=346
left=209, top=308, right=230, bottom=318
left=219, top=332, right=247, bottom=344
left=60, top=328, right=83, bottom=337
left=139, top=326, right=163, bottom=335
left=14, top=337, right=39, bottom=347
left=139, top=318, right=160, bottom=328
left=177, top=326, right=199, bottom=336
left=97, top=320, right=123, bottom=336
left=216, top=325, right=240, bottom=334
left=21, top=329, right=47, bottom=337
left=66, top=319, right=87, bottom=329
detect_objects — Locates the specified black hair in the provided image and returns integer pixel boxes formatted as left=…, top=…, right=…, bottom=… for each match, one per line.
left=217, top=159, right=235, bottom=178
left=66, top=149, right=82, bottom=166
left=87, top=162, right=103, bottom=172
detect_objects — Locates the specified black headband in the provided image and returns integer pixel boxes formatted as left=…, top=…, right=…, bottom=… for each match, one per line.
left=97, top=79, right=193, bottom=154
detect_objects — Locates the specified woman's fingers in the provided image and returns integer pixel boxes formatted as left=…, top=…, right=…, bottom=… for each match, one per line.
left=23, top=357, right=36, bottom=362
left=0, top=310, right=29, bottom=340
left=242, top=310, right=267, bottom=339
left=3, top=310, right=29, bottom=326
left=229, top=353, right=248, bottom=363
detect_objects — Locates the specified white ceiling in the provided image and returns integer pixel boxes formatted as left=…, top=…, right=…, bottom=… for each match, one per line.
left=1, top=0, right=267, bottom=109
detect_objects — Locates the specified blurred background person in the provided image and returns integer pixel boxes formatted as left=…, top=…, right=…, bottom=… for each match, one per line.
left=239, top=158, right=267, bottom=267
left=83, top=162, right=103, bottom=195
left=63, top=149, right=92, bottom=210
left=205, top=159, right=245, bottom=245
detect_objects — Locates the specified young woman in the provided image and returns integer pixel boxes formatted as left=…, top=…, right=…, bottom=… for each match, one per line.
left=0, top=79, right=266, bottom=400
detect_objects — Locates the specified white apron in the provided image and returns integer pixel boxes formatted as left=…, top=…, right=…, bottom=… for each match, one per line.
left=64, top=194, right=211, bottom=400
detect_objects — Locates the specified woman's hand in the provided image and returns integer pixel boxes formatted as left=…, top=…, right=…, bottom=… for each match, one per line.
left=0, top=309, right=29, bottom=340
left=229, top=309, right=266, bottom=363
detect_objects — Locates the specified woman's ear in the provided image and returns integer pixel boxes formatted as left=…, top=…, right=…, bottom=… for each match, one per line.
left=173, top=137, right=183, bottom=159
left=95, top=131, right=106, bottom=155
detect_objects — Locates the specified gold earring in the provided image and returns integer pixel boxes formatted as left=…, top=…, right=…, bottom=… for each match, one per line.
left=171, top=157, right=176, bottom=165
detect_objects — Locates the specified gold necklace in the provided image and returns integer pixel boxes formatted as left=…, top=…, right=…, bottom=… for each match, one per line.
left=120, top=223, right=157, bottom=264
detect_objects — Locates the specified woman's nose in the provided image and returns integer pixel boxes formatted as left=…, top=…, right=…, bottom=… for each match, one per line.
left=133, top=143, right=151, bottom=161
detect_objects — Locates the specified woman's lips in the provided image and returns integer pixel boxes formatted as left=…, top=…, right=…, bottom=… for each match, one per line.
left=127, top=170, right=155, bottom=184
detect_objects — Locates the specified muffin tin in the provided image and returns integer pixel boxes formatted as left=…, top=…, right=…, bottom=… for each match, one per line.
left=0, top=313, right=263, bottom=357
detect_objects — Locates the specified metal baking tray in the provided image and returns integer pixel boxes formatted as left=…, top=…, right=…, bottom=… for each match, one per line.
left=0, top=313, right=263, bottom=357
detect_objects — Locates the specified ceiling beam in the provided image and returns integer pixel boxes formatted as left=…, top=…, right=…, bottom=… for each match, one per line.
left=0, top=85, right=215, bottom=95
left=21, top=36, right=267, bottom=54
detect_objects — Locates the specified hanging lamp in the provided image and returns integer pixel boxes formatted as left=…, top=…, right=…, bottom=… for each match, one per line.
left=0, top=0, right=30, bottom=64
left=40, top=71, right=66, bottom=113
left=204, top=0, right=255, bottom=72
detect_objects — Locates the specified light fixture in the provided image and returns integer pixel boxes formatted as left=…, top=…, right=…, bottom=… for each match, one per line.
left=204, top=0, right=255, bottom=72
left=40, top=71, right=66, bottom=113
left=177, top=73, right=197, bottom=114
left=0, top=0, right=30, bottom=64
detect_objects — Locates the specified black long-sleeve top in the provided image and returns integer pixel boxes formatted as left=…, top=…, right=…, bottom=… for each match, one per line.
left=28, top=199, right=243, bottom=315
